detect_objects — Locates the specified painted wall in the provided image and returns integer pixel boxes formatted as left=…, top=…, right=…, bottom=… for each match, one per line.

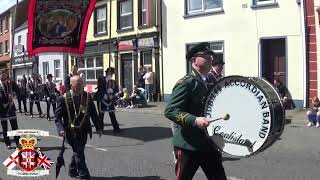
left=162, top=0, right=305, bottom=106
left=86, top=0, right=159, bottom=42
left=13, top=27, right=27, bottom=57
left=38, top=53, right=65, bottom=83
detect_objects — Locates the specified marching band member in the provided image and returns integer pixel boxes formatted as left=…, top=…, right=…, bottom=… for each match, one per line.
left=17, top=78, right=28, bottom=114
left=44, top=74, right=58, bottom=121
left=0, top=69, right=20, bottom=149
left=207, top=58, right=225, bottom=90
left=164, top=42, right=227, bottom=180
left=27, top=73, right=44, bottom=118
left=96, top=68, right=121, bottom=133
left=55, top=75, right=102, bottom=179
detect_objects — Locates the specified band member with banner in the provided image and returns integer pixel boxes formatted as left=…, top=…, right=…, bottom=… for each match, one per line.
left=0, top=69, right=21, bottom=149
left=17, top=79, right=28, bottom=114
left=164, top=42, right=227, bottom=180
left=44, top=74, right=58, bottom=121
left=96, top=68, right=121, bottom=133
left=27, top=73, right=45, bottom=118
left=55, top=75, right=102, bottom=179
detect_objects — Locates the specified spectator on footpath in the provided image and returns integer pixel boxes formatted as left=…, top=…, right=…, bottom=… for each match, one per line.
left=56, top=81, right=65, bottom=95
left=307, top=96, right=320, bottom=127
left=129, top=85, right=147, bottom=108
left=273, top=78, right=295, bottom=109
left=143, top=67, right=155, bottom=102
left=137, top=66, right=146, bottom=89
left=116, top=88, right=130, bottom=108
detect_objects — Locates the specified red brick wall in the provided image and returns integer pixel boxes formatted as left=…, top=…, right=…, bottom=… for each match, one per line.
left=0, top=11, right=12, bottom=66
left=305, top=0, right=318, bottom=106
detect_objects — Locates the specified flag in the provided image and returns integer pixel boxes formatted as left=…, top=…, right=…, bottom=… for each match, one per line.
left=37, top=151, right=54, bottom=170
left=27, top=0, right=97, bottom=55
left=3, top=150, right=19, bottom=170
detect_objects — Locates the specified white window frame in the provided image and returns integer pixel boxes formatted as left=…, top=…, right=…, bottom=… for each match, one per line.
left=96, top=7, right=106, bottom=34
left=54, top=59, right=62, bottom=81
left=187, top=0, right=223, bottom=15
left=78, top=57, right=103, bottom=81
left=141, top=50, right=153, bottom=67
left=253, top=0, right=277, bottom=6
left=119, top=0, right=133, bottom=29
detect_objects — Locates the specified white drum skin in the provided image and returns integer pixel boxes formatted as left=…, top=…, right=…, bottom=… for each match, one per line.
left=205, top=76, right=284, bottom=157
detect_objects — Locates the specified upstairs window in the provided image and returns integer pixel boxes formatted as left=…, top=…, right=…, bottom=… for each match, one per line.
left=138, top=0, right=156, bottom=26
left=186, top=0, right=223, bottom=15
left=94, top=6, right=107, bottom=34
left=118, top=0, right=133, bottom=30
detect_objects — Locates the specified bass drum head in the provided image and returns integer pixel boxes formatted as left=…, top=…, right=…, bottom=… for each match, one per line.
left=204, top=76, right=285, bottom=157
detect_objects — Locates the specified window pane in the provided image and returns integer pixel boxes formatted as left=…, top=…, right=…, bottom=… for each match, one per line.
left=206, top=0, right=222, bottom=9
left=120, top=0, right=132, bottom=14
left=210, top=43, right=223, bottom=51
left=96, top=56, right=103, bottom=67
left=120, top=15, right=132, bottom=28
left=97, top=7, right=106, bottom=20
left=86, top=58, right=94, bottom=68
left=96, top=69, right=104, bottom=79
left=97, top=21, right=106, bottom=33
left=87, top=70, right=95, bottom=79
left=143, top=51, right=152, bottom=65
left=141, top=11, right=147, bottom=25
left=55, top=69, right=61, bottom=78
left=54, top=60, right=60, bottom=68
left=78, top=58, right=85, bottom=68
left=189, top=0, right=202, bottom=11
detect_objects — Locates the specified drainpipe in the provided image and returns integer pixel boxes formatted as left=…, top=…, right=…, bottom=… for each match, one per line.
left=159, top=0, right=164, bottom=101
left=108, top=0, right=112, bottom=68
left=300, top=0, right=308, bottom=108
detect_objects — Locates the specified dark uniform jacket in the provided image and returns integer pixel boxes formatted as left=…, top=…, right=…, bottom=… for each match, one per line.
left=27, top=79, right=42, bottom=101
left=17, top=81, right=28, bottom=98
left=0, top=80, right=19, bottom=119
left=165, top=69, right=216, bottom=151
left=55, top=91, right=101, bottom=138
left=44, top=82, right=58, bottom=101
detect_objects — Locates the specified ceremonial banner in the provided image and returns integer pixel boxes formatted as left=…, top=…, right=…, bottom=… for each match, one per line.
left=27, top=0, right=96, bottom=56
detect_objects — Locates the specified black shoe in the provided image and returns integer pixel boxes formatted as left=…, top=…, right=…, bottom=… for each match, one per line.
left=39, top=114, right=45, bottom=118
left=19, top=110, right=22, bottom=113
left=68, top=171, right=79, bottom=178
left=113, top=128, right=122, bottom=134
left=30, top=115, right=34, bottom=118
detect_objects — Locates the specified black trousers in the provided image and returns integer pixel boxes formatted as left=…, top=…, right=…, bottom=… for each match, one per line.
left=46, top=100, right=56, bottom=119
left=29, top=101, right=42, bottom=115
left=1, top=119, right=20, bottom=147
left=98, top=111, right=119, bottom=130
left=174, top=147, right=227, bottom=180
left=18, top=96, right=27, bottom=113
left=66, top=133, right=90, bottom=179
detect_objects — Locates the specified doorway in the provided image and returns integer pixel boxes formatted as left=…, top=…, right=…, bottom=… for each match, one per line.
left=261, top=38, right=287, bottom=85
left=120, top=53, right=133, bottom=93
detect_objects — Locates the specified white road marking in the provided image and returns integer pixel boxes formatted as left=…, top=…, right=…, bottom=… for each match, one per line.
left=50, top=135, right=108, bottom=152
left=227, top=176, right=245, bottom=180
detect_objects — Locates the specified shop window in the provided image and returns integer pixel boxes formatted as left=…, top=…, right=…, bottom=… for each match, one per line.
left=77, top=56, right=103, bottom=81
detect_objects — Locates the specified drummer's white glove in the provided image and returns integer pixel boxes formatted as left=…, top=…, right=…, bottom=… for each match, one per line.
left=194, top=117, right=209, bottom=129
left=30, top=91, right=34, bottom=95
left=47, top=97, right=50, bottom=101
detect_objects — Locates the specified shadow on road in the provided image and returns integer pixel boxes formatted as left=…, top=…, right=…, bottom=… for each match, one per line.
left=222, top=157, right=241, bottom=162
left=91, top=176, right=166, bottom=180
left=98, top=126, right=172, bottom=142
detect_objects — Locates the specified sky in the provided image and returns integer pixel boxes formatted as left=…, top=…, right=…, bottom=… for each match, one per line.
left=0, top=0, right=23, bottom=14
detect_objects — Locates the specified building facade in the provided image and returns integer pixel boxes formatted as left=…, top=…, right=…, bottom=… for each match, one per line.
left=12, top=21, right=35, bottom=81
left=0, top=8, right=14, bottom=71
left=38, top=53, right=67, bottom=84
left=162, top=0, right=306, bottom=107
left=71, top=0, right=162, bottom=99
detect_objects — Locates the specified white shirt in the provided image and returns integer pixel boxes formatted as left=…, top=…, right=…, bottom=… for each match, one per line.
left=143, top=72, right=154, bottom=85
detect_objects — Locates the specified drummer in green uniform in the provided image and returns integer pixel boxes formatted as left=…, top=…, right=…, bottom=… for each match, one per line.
left=164, top=42, right=227, bottom=180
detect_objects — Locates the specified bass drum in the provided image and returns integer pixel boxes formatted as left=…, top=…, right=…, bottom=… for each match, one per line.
left=204, top=76, right=285, bottom=158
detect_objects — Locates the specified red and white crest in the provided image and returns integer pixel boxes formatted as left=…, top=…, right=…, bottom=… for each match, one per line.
left=17, top=149, right=39, bottom=172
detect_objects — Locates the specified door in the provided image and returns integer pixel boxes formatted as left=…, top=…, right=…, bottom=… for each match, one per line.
left=261, top=38, right=286, bottom=85
left=120, top=53, right=133, bottom=93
